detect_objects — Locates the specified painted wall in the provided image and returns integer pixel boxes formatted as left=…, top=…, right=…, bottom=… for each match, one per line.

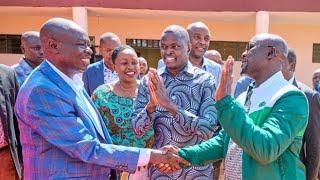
left=0, top=15, right=72, bottom=65
left=270, top=24, right=320, bottom=86
left=0, top=13, right=318, bottom=87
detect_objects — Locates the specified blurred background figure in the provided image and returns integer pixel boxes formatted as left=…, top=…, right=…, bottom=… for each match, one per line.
left=187, top=22, right=221, bottom=87
left=313, top=68, right=320, bottom=92
left=204, top=49, right=224, bottom=65
left=138, top=57, right=149, bottom=79
left=282, top=49, right=320, bottom=180
left=91, top=45, right=154, bottom=179
left=0, top=65, right=22, bottom=180
left=83, top=32, right=121, bottom=96
left=12, top=31, right=44, bottom=86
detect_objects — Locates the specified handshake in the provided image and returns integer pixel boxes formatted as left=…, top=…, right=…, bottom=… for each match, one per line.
left=149, top=145, right=191, bottom=173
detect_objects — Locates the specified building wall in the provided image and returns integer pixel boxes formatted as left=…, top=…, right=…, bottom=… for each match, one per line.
left=0, top=15, right=72, bottom=66
left=0, top=13, right=318, bottom=87
left=270, top=24, right=320, bottom=86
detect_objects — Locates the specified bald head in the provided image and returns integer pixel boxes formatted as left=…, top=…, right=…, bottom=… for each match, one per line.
left=39, top=18, right=92, bottom=77
left=161, top=25, right=190, bottom=45
left=204, top=50, right=223, bottom=65
left=187, top=22, right=211, bottom=62
left=186, top=21, right=210, bottom=36
left=100, top=32, right=120, bottom=45
left=241, top=33, right=288, bottom=85
left=250, top=33, right=288, bottom=58
left=40, top=18, right=86, bottom=47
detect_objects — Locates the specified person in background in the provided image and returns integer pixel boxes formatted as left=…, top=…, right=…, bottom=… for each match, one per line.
left=12, top=31, right=44, bottom=86
left=83, top=32, right=121, bottom=96
left=313, top=68, right=320, bottom=92
left=186, top=22, right=221, bottom=87
left=0, top=65, right=22, bottom=179
left=92, top=45, right=154, bottom=179
left=282, top=49, right=320, bottom=180
left=138, top=57, right=149, bottom=79
left=204, top=49, right=224, bottom=65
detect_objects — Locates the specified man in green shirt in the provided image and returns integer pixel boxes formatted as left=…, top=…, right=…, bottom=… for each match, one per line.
left=159, top=33, right=309, bottom=180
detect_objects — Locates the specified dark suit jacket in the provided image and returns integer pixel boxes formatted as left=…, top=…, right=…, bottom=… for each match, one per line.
left=0, top=64, right=22, bottom=179
left=294, top=79, right=320, bottom=180
left=82, top=60, right=104, bottom=96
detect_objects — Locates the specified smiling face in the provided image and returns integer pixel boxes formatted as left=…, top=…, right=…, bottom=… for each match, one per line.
left=160, top=32, right=189, bottom=75
left=55, top=29, right=92, bottom=77
left=114, top=48, right=139, bottom=83
left=188, top=26, right=210, bottom=59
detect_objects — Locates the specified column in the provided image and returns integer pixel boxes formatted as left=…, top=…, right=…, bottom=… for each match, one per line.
left=255, top=11, right=269, bottom=34
left=72, top=7, right=88, bottom=33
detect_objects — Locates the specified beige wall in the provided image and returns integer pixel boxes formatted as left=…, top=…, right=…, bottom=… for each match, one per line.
left=0, top=13, right=319, bottom=87
left=270, top=24, right=320, bottom=86
left=0, top=15, right=72, bottom=65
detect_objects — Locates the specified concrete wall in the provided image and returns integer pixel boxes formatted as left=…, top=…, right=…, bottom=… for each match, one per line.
left=270, top=23, right=320, bottom=86
left=0, top=13, right=319, bottom=87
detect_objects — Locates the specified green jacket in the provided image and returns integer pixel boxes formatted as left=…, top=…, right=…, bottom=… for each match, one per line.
left=179, top=73, right=308, bottom=180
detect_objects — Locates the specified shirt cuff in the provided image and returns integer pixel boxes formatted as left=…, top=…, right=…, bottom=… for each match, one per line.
left=137, top=148, right=151, bottom=166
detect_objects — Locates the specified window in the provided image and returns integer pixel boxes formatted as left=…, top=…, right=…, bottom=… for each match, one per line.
left=209, top=41, right=248, bottom=61
left=0, top=34, right=22, bottom=54
left=126, top=39, right=160, bottom=49
left=312, top=43, right=320, bottom=63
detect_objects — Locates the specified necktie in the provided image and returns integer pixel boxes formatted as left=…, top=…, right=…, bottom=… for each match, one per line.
left=244, top=84, right=254, bottom=113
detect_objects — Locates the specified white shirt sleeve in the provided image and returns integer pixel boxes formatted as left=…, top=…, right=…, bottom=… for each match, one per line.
left=137, top=148, right=151, bottom=166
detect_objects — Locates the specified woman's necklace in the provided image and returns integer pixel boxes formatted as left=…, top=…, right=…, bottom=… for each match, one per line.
left=116, top=81, right=137, bottom=98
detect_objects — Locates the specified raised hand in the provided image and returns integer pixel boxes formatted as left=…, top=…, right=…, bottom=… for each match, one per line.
left=147, top=68, right=178, bottom=115
left=146, top=74, right=158, bottom=114
left=215, top=56, right=234, bottom=101
left=149, top=149, right=190, bottom=173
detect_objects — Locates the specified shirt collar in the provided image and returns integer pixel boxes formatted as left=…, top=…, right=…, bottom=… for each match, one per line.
left=201, top=57, right=210, bottom=70
left=288, top=75, right=295, bottom=84
left=158, top=61, right=194, bottom=77
left=253, top=71, right=287, bottom=91
left=46, top=60, right=84, bottom=93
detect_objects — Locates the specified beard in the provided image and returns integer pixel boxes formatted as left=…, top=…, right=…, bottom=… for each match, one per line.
left=240, top=61, right=248, bottom=75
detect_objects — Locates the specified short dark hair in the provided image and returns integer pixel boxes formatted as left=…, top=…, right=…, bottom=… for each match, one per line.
left=287, top=49, right=296, bottom=64
left=111, top=45, right=136, bottom=64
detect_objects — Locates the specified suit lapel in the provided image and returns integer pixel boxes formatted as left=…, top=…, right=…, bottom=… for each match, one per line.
left=292, top=78, right=300, bottom=89
left=98, top=60, right=105, bottom=85
left=81, top=90, right=112, bottom=143
left=40, top=61, right=109, bottom=141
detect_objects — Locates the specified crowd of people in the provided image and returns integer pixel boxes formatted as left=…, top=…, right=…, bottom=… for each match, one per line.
left=0, top=17, right=319, bottom=180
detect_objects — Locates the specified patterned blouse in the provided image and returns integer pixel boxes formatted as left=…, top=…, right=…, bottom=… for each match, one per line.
left=132, top=62, right=218, bottom=179
left=92, top=84, right=154, bottom=148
